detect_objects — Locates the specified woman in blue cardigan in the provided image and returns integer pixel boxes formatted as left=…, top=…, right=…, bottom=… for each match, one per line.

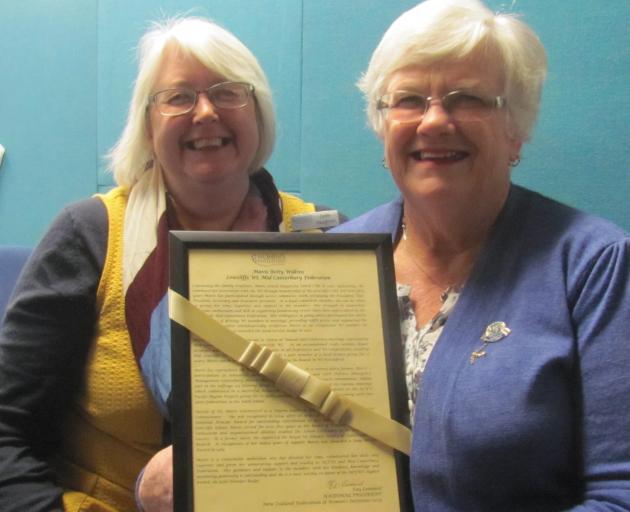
left=333, top=0, right=630, bottom=509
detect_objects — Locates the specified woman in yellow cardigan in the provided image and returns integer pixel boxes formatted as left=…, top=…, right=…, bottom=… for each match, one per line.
left=0, top=16, right=334, bottom=511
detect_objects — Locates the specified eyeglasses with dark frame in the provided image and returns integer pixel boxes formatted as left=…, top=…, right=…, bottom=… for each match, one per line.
left=376, top=90, right=506, bottom=123
left=148, top=81, right=255, bottom=117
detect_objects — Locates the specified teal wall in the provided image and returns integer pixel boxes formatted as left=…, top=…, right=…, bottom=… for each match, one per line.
left=1, top=1, right=629, bottom=246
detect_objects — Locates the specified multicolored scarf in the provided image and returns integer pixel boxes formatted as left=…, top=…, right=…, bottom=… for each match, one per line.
left=123, top=168, right=281, bottom=418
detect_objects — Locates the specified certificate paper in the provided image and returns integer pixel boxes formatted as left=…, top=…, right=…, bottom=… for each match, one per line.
left=170, top=232, right=411, bottom=511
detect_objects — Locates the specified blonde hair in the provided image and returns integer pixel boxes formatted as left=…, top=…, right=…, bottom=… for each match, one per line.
left=107, top=17, right=275, bottom=187
left=359, top=0, right=547, bottom=141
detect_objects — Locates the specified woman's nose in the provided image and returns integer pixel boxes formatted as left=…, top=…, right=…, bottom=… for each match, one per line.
left=192, top=93, right=219, bottom=123
left=417, top=101, right=452, bottom=134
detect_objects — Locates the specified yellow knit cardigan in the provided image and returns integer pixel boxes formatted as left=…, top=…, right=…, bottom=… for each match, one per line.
left=53, top=187, right=315, bottom=511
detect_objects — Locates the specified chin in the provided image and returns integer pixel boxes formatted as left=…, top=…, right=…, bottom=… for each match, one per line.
left=401, top=174, right=456, bottom=198
left=187, top=165, right=248, bottom=184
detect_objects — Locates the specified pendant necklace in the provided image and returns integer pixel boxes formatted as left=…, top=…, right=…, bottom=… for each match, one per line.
left=400, top=218, right=456, bottom=302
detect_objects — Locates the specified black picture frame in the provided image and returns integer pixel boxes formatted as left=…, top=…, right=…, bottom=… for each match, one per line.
left=170, top=231, right=412, bottom=511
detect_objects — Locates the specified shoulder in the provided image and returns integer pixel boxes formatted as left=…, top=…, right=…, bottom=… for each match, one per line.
left=45, top=197, right=108, bottom=248
left=279, top=191, right=315, bottom=211
left=506, top=185, right=628, bottom=254
left=279, top=192, right=351, bottom=231
left=490, top=185, right=629, bottom=300
left=62, top=196, right=108, bottom=226
left=29, top=197, right=108, bottom=279
left=331, top=197, right=403, bottom=238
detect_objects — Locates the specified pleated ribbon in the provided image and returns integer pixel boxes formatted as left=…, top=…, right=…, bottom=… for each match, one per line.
left=168, top=290, right=411, bottom=455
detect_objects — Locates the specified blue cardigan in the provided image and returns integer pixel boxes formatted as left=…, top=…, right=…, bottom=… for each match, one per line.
left=332, top=185, right=630, bottom=511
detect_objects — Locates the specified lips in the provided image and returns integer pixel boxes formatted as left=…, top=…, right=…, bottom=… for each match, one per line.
left=184, top=137, right=232, bottom=150
left=410, top=150, right=468, bottom=162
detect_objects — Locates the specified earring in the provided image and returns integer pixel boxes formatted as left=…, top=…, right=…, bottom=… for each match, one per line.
left=382, top=158, right=389, bottom=169
left=509, top=156, right=521, bottom=167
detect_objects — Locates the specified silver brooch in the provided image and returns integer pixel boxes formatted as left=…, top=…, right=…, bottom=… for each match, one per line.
left=470, top=321, right=511, bottom=364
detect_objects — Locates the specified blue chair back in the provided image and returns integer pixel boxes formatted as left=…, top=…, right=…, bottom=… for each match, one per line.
left=0, top=246, right=31, bottom=322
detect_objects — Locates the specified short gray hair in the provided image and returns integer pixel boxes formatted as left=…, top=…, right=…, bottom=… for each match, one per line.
left=359, top=0, right=547, bottom=141
left=107, top=17, right=275, bottom=188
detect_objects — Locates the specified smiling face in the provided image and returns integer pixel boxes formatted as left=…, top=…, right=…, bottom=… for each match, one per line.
left=147, top=45, right=260, bottom=195
left=382, top=53, right=522, bottom=217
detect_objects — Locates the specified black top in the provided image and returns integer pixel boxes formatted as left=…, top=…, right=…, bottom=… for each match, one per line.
left=0, top=197, right=106, bottom=511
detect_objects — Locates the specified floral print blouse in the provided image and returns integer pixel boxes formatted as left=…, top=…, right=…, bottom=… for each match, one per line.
left=397, top=284, right=461, bottom=424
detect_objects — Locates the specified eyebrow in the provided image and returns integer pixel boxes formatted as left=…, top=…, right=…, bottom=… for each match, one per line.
left=391, top=78, right=487, bottom=94
left=450, top=78, right=485, bottom=90
left=154, top=81, right=194, bottom=90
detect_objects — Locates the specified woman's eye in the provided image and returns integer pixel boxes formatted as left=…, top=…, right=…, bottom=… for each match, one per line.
left=165, top=91, right=193, bottom=106
left=394, top=95, right=426, bottom=110
left=448, top=93, right=487, bottom=110
left=215, top=89, right=238, bottom=100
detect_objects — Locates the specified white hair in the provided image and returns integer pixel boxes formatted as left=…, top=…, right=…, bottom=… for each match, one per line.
left=107, top=16, right=275, bottom=187
left=359, top=0, right=547, bottom=141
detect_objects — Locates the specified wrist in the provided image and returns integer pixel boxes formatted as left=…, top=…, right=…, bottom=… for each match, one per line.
left=135, top=466, right=147, bottom=511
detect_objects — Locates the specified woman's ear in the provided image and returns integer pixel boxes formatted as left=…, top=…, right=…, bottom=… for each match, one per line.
left=146, top=108, right=154, bottom=140
left=509, top=139, right=523, bottom=162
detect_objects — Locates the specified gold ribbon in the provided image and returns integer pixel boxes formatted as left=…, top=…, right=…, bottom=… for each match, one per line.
left=168, top=290, right=411, bottom=455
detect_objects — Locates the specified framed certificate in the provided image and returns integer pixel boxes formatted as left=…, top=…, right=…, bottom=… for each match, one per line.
left=170, top=232, right=412, bottom=511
